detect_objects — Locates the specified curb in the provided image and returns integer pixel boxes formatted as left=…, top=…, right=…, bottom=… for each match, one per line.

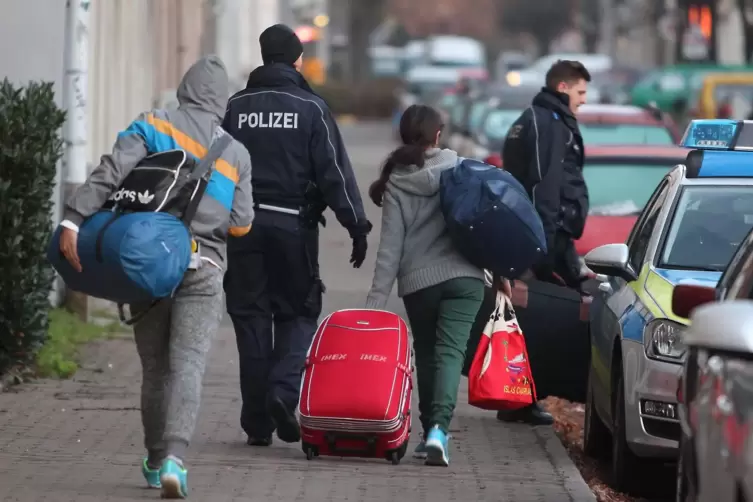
left=534, top=427, right=597, bottom=502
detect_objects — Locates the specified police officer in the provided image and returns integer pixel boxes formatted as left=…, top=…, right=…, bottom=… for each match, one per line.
left=499, top=59, right=591, bottom=425
left=222, top=24, right=372, bottom=446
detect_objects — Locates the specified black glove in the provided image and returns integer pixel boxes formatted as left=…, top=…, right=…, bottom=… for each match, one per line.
left=350, top=235, right=368, bottom=268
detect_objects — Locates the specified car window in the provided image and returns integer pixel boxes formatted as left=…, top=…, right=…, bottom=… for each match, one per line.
left=451, top=102, right=467, bottom=127
left=659, top=73, right=685, bottom=91
left=585, top=163, right=675, bottom=216
left=468, top=102, right=490, bottom=132
left=481, top=109, right=522, bottom=141
left=660, top=186, right=753, bottom=272
left=628, top=181, right=669, bottom=273
left=580, top=125, right=674, bottom=145
left=717, top=228, right=753, bottom=300
left=438, top=94, right=457, bottom=110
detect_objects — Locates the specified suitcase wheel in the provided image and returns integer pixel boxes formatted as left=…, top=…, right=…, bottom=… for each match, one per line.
left=302, top=442, right=318, bottom=461
left=389, top=451, right=400, bottom=465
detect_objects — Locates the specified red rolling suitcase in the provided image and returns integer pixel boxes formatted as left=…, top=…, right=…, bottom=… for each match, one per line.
left=299, top=309, right=412, bottom=465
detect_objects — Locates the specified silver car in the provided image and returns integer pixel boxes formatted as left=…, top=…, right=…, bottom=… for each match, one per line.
left=673, top=225, right=753, bottom=502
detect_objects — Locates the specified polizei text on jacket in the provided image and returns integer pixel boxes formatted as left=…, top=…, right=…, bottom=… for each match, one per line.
left=237, top=112, right=299, bottom=129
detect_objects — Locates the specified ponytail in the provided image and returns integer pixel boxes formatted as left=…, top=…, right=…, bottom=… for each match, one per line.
left=368, top=145, right=425, bottom=207
left=369, top=104, right=443, bottom=207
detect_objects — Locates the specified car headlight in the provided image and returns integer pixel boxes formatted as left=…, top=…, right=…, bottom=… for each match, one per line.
left=643, top=319, right=687, bottom=363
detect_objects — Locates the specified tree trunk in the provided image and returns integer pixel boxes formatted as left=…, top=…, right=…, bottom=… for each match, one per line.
left=741, top=0, right=753, bottom=62
left=348, top=0, right=385, bottom=83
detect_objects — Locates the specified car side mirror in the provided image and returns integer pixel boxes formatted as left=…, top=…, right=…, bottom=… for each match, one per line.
left=684, top=300, right=753, bottom=352
left=671, top=284, right=716, bottom=319
left=584, top=243, right=637, bottom=282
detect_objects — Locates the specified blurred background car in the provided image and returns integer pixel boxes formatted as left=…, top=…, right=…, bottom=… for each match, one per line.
left=577, top=103, right=682, bottom=146
left=506, top=52, right=613, bottom=88
left=575, top=145, right=689, bottom=256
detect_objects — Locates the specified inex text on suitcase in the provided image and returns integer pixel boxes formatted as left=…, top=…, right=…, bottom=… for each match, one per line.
left=299, top=309, right=412, bottom=465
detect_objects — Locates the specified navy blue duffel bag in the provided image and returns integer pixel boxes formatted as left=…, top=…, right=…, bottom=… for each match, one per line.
left=440, top=158, right=546, bottom=279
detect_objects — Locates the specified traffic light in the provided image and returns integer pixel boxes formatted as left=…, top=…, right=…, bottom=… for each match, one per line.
left=688, top=4, right=713, bottom=39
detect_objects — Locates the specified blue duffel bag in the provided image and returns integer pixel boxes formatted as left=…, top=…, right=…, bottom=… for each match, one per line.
left=48, top=130, right=233, bottom=321
left=440, top=158, right=547, bottom=279
left=47, top=211, right=192, bottom=305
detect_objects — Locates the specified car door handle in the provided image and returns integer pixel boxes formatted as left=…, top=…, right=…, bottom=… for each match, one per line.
left=598, top=282, right=613, bottom=294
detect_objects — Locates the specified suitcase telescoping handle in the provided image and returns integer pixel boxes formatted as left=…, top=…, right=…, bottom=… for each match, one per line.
left=324, top=432, right=378, bottom=456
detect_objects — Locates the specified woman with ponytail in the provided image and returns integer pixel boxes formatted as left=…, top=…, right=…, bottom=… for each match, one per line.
left=365, top=104, right=485, bottom=467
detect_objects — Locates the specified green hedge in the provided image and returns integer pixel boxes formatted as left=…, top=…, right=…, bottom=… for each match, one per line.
left=0, top=79, right=66, bottom=375
left=312, top=78, right=400, bottom=118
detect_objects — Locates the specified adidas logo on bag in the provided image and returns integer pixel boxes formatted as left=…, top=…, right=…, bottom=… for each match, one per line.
left=109, top=188, right=155, bottom=205
left=138, top=190, right=155, bottom=204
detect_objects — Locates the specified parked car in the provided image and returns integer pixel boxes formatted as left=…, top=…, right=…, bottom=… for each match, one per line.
left=464, top=85, right=539, bottom=164
left=582, top=119, right=753, bottom=494
left=631, top=64, right=753, bottom=113
left=590, top=67, right=648, bottom=105
left=578, top=104, right=682, bottom=145
left=510, top=52, right=613, bottom=88
left=691, top=71, right=753, bottom=119
left=672, top=224, right=753, bottom=502
left=575, top=145, right=689, bottom=256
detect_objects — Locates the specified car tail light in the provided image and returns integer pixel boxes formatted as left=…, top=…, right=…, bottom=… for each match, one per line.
left=485, top=154, right=502, bottom=168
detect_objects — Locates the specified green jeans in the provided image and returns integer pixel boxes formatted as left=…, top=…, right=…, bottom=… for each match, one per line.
left=403, top=277, right=484, bottom=434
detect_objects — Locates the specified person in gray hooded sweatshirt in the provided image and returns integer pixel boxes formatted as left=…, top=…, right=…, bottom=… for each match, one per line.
left=58, top=55, right=253, bottom=499
left=365, top=104, right=484, bottom=467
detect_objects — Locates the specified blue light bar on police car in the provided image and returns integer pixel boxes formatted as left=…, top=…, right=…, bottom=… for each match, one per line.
left=680, top=119, right=741, bottom=149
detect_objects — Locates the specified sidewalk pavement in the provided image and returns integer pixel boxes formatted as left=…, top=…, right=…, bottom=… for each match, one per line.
left=0, top=317, right=594, bottom=502
left=0, top=123, right=595, bottom=501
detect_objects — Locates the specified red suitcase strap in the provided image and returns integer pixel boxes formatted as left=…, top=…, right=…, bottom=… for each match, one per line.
left=305, top=355, right=412, bottom=377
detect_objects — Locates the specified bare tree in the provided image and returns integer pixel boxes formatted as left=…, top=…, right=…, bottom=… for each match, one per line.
left=348, top=0, right=386, bottom=83
left=738, top=0, right=753, bottom=62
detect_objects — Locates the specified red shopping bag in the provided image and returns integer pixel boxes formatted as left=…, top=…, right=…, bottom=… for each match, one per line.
left=468, top=292, right=537, bottom=411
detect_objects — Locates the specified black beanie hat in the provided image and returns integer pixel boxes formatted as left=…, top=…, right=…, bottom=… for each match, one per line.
left=260, top=24, right=304, bottom=66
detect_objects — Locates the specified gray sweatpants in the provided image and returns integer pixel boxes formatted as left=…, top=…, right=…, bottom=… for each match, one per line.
left=133, top=265, right=223, bottom=465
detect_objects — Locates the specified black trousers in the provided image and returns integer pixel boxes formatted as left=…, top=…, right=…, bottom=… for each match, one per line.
left=224, top=210, right=323, bottom=438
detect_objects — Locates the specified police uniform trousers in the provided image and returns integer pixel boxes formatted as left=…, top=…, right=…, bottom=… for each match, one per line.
left=224, top=209, right=323, bottom=438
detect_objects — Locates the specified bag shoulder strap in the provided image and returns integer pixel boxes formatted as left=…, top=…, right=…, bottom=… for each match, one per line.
left=190, top=128, right=233, bottom=182
left=181, top=128, right=234, bottom=226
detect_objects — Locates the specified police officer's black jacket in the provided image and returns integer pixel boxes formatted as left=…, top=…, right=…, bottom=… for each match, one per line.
left=502, top=88, right=589, bottom=250
left=223, top=63, right=370, bottom=237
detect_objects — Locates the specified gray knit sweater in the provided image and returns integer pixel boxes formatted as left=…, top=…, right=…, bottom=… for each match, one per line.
left=365, top=148, right=484, bottom=310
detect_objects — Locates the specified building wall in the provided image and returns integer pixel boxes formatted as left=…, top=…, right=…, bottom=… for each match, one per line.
left=87, top=0, right=155, bottom=170
left=151, top=0, right=209, bottom=107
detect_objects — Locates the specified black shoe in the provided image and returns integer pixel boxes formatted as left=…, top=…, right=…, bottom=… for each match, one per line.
left=496, top=403, right=554, bottom=426
left=246, top=436, right=273, bottom=446
left=268, top=395, right=301, bottom=443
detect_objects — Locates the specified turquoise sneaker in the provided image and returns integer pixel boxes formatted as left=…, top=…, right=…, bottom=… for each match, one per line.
left=424, top=425, right=450, bottom=467
left=412, top=433, right=428, bottom=459
left=141, top=458, right=161, bottom=488
left=159, top=456, right=188, bottom=499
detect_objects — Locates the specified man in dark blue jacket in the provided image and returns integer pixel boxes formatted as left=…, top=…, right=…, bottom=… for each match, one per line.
left=503, top=60, right=590, bottom=291
left=223, top=24, right=372, bottom=446
left=499, top=60, right=591, bottom=426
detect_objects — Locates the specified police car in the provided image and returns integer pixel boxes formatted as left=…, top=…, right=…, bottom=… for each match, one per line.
left=581, top=119, right=753, bottom=493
